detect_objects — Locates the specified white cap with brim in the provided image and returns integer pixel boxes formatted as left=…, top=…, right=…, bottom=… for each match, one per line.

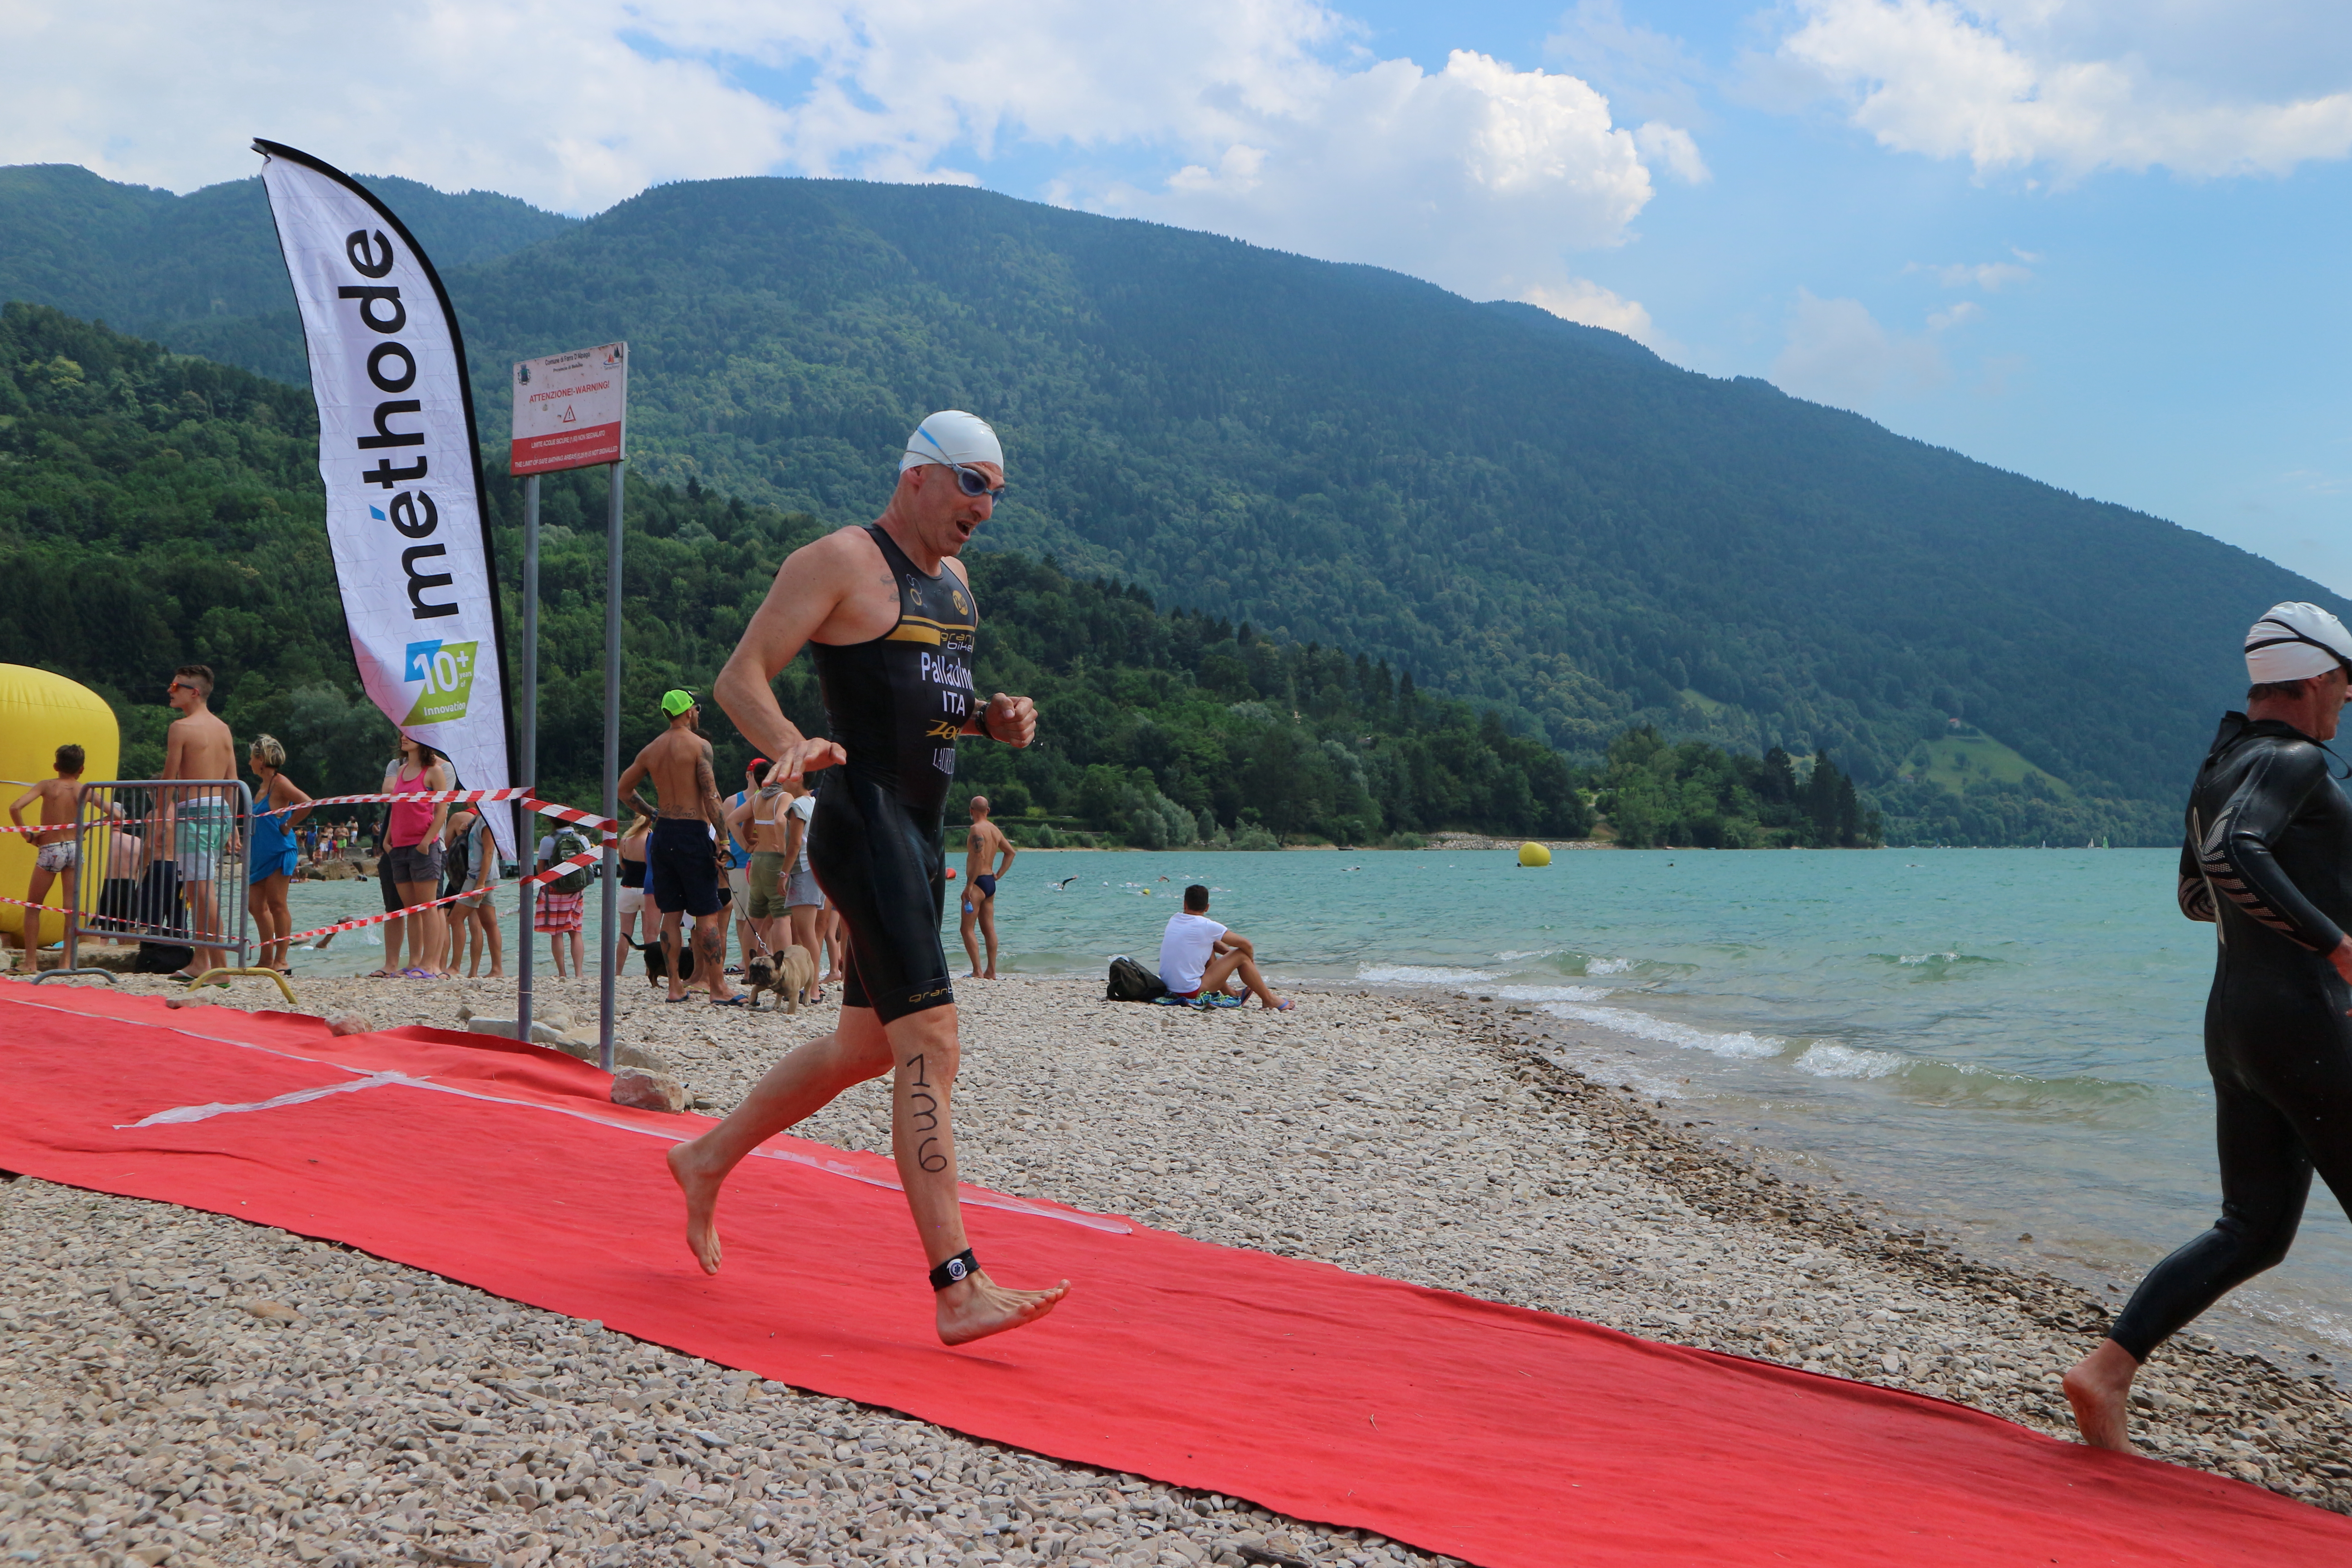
left=900, top=410, right=1003, bottom=474
left=2246, top=601, right=2352, bottom=683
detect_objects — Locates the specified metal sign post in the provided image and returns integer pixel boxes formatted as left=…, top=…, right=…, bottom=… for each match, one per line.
left=516, top=473, right=540, bottom=1044
left=511, top=342, right=627, bottom=1072
left=601, top=461, right=624, bottom=1073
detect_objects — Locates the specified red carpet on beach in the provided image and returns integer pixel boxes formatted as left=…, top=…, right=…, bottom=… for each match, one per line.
left=0, top=986, right=2343, bottom=1568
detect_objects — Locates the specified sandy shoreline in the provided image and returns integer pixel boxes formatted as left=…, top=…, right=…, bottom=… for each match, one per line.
left=3, top=970, right=2349, bottom=1568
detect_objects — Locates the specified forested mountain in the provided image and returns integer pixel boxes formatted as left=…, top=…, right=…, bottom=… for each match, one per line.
left=0, top=164, right=573, bottom=384
left=4, top=164, right=2336, bottom=845
left=0, top=304, right=1590, bottom=847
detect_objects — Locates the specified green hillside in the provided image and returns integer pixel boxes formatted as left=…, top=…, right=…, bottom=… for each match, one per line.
left=0, top=164, right=574, bottom=384
left=0, top=304, right=1590, bottom=848
left=2, top=165, right=2329, bottom=845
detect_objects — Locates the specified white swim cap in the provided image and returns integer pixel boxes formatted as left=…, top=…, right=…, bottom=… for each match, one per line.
left=2245, top=602, right=2352, bottom=683
left=900, top=410, right=1004, bottom=474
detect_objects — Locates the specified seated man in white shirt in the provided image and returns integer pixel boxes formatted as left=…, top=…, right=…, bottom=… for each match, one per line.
left=1157, top=884, right=1291, bottom=1010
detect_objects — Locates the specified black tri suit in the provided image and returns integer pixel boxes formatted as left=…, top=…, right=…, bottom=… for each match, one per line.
left=805, top=525, right=978, bottom=1023
left=2110, top=712, right=2352, bottom=1359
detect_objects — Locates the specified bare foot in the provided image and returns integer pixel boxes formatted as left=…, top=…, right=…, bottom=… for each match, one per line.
left=2062, top=1339, right=2139, bottom=1451
left=936, top=1272, right=1070, bottom=1346
left=665, top=1137, right=727, bottom=1275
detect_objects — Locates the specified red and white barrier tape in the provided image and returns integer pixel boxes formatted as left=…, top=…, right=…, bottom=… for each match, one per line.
left=247, top=789, right=613, bottom=831
left=277, top=847, right=604, bottom=946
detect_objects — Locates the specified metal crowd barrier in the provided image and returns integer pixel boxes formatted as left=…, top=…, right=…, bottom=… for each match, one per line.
left=32, top=779, right=261, bottom=989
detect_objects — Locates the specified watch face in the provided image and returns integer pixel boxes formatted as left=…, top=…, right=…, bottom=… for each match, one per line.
left=946, top=1257, right=969, bottom=1281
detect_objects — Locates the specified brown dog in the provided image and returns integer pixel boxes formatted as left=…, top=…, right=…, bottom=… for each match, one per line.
left=743, top=944, right=818, bottom=1013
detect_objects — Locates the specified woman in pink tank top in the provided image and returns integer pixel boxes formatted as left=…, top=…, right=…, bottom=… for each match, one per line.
left=384, top=737, right=452, bottom=978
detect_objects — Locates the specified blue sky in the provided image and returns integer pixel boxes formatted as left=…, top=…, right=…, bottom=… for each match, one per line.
left=7, top=0, right=2350, bottom=589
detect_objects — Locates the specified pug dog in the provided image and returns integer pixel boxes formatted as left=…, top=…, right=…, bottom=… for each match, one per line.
left=743, top=944, right=818, bottom=1013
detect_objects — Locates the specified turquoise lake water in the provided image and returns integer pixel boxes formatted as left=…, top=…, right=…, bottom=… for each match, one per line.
left=281, top=846, right=2348, bottom=1369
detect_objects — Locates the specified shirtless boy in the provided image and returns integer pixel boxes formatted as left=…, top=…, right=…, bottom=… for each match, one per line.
left=618, top=691, right=742, bottom=1005
left=9, top=745, right=85, bottom=970
left=959, top=794, right=1016, bottom=979
left=157, top=665, right=240, bottom=980
left=678, top=408, right=1067, bottom=1346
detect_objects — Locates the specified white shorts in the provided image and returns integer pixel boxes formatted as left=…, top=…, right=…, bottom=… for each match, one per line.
left=617, top=886, right=645, bottom=917
left=34, top=842, right=77, bottom=874
left=174, top=851, right=216, bottom=886
left=727, top=867, right=749, bottom=903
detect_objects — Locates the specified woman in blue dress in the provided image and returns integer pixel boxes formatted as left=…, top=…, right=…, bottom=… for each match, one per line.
left=246, top=735, right=314, bottom=975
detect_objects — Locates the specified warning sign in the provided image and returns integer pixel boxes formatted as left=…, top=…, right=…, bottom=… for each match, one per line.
left=510, top=342, right=627, bottom=475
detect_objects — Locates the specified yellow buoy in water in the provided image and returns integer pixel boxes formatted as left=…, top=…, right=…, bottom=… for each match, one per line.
left=1517, top=840, right=1552, bottom=867
left=0, top=665, right=120, bottom=948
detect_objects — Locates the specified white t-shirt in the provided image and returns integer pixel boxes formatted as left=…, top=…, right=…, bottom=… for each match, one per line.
left=1158, top=912, right=1227, bottom=995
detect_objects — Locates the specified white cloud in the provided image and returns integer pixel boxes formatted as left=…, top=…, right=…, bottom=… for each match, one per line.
left=1774, top=0, right=2352, bottom=180
left=1634, top=121, right=1710, bottom=183
left=0, top=3, right=1690, bottom=334
left=1546, top=0, right=1711, bottom=129
left=1094, top=49, right=1661, bottom=310
left=1770, top=289, right=1950, bottom=407
left=1524, top=278, right=1656, bottom=340
left=0, top=1, right=802, bottom=212
left=1909, top=259, right=2032, bottom=289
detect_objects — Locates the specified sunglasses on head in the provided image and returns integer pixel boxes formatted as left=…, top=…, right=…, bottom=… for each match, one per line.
left=938, top=461, right=1004, bottom=500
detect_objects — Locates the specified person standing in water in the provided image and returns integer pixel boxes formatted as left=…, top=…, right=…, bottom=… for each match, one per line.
left=678, top=410, right=1066, bottom=1346
left=244, top=735, right=313, bottom=975
left=958, top=794, right=1016, bottom=979
left=2066, top=603, right=2352, bottom=1452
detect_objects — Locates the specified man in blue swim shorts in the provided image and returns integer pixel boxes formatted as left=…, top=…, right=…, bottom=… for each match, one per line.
left=957, top=793, right=1016, bottom=980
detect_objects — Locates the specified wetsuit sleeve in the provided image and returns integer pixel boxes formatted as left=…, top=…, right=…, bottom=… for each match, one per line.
left=2176, top=835, right=2216, bottom=922
left=2200, top=745, right=2346, bottom=953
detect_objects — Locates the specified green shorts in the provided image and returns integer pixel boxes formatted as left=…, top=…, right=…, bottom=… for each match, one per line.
left=744, top=852, right=790, bottom=920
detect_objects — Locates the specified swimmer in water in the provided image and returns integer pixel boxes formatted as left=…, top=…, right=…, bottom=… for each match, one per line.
left=2064, top=603, right=2352, bottom=1451
left=680, top=410, right=1067, bottom=1347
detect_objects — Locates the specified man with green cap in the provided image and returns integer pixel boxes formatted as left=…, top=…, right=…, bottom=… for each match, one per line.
left=675, top=410, right=1066, bottom=1346
left=618, top=689, right=742, bottom=1004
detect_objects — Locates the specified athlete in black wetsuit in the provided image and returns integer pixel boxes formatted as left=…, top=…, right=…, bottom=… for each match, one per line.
left=804, top=523, right=975, bottom=1021
left=2065, top=605, right=2352, bottom=1450
left=673, top=410, right=1070, bottom=1348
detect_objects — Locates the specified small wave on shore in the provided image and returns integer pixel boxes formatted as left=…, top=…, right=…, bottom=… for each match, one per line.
left=1788, top=1040, right=2159, bottom=1122
left=1868, top=950, right=2007, bottom=977
left=1490, top=984, right=1612, bottom=1004
left=1356, top=964, right=1502, bottom=985
left=1538, top=1000, right=1784, bottom=1061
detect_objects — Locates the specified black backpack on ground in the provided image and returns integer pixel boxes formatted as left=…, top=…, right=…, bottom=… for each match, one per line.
left=127, top=861, right=195, bottom=973
left=1106, top=955, right=1166, bottom=1003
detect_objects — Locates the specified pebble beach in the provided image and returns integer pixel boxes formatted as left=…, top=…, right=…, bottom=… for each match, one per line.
left=5, top=970, right=2351, bottom=1568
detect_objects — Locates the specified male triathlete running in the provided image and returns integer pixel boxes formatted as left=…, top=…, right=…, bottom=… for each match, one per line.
left=2064, top=602, right=2352, bottom=1450
left=676, top=410, right=1067, bottom=1345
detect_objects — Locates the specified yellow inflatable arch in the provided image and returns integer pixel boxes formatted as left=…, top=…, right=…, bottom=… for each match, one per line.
left=0, top=665, right=120, bottom=947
